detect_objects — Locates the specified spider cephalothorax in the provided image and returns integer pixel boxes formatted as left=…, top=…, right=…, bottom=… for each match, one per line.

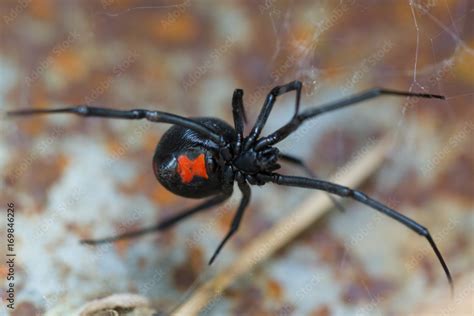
left=233, top=146, right=280, bottom=174
left=152, top=114, right=282, bottom=197
left=7, top=80, right=453, bottom=290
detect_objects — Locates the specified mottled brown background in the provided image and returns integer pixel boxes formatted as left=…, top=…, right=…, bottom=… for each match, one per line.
left=0, top=0, right=473, bottom=315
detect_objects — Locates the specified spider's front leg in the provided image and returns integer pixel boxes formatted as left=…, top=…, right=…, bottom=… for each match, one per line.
left=7, top=105, right=225, bottom=146
left=232, top=89, right=246, bottom=154
left=244, top=80, right=302, bottom=150
left=255, top=88, right=445, bottom=150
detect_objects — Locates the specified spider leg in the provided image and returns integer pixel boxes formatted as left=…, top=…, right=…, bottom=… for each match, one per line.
left=232, top=89, right=247, bottom=154
left=255, top=88, right=445, bottom=150
left=80, top=193, right=231, bottom=245
left=208, top=181, right=251, bottom=265
left=7, top=105, right=225, bottom=146
left=259, top=173, right=453, bottom=291
left=278, top=153, right=346, bottom=213
left=244, top=80, right=302, bottom=149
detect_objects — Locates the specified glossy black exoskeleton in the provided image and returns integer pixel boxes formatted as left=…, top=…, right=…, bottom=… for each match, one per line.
left=7, top=81, right=453, bottom=291
left=153, top=117, right=235, bottom=199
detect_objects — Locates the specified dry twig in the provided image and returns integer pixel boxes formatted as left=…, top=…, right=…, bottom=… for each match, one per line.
left=173, top=136, right=393, bottom=315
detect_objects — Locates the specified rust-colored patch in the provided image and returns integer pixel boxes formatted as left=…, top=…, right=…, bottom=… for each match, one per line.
left=176, top=153, right=208, bottom=184
left=29, top=0, right=54, bottom=20
left=151, top=185, right=180, bottom=205
left=117, top=165, right=180, bottom=206
left=172, top=261, right=197, bottom=291
left=115, top=239, right=131, bottom=257
left=144, top=132, right=160, bottom=151
left=454, top=43, right=474, bottom=84
left=52, top=51, right=87, bottom=82
left=6, top=152, right=68, bottom=213
left=436, top=153, right=474, bottom=201
left=266, top=278, right=283, bottom=301
left=138, top=256, right=147, bottom=270
left=307, top=227, right=348, bottom=266
left=310, top=305, right=331, bottom=316
left=342, top=277, right=394, bottom=305
left=189, top=245, right=204, bottom=272
left=290, top=24, right=314, bottom=54
left=151, top=13, right=200, bottom=44
left=233, top=286, right=268, bottom=315
left=277, top=303, right=295, bottom=316
left=11, top=301, right=43, bottom=316
left=172, top=246, right=203, bottom=291
left=57, top=154, right=70, bottom=174
left=0, top=264, right=8, bottom=279
left=419, top=255, right=437, bottom=287
left=18, top=114, right=45, bottom=136
left=315, top=131, right=357, bottom=167
left=219, top=208, right=234, bottom=231
left=105, top=139, right=124, bottom=156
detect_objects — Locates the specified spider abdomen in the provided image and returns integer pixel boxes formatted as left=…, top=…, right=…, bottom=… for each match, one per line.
left=153, top=117, right=234, bottom=198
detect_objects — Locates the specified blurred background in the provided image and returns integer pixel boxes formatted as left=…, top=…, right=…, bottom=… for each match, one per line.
left=0, top=0, right=473, bottom=315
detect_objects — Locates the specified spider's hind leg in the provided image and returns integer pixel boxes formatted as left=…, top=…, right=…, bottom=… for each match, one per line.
left=80, top=193, right=231, bottom=245
left=262, top=173, right=453, bottom=292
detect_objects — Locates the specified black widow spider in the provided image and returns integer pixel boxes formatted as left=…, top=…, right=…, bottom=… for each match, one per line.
left=7, top=80, right=452, bottom=290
